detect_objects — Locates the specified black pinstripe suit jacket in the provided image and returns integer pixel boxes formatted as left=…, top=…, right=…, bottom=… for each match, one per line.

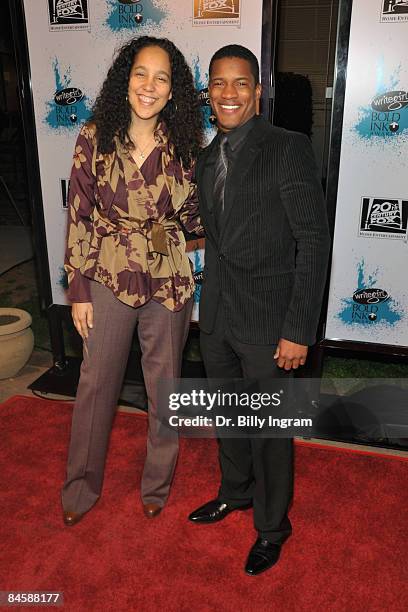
left=196, top=116, right=331, bottom=346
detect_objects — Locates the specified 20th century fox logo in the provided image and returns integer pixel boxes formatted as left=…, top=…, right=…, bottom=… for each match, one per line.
left=47, top=0, right=90, bottom=31
left=380, top=0, right=408, bottom=22
left=193, top=0, right=241, bottom=27
left=359, top=197, right=408, bottom=240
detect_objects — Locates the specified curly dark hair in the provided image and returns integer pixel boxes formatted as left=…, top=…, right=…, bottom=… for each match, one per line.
left=91, top=36, right=204, bottom=167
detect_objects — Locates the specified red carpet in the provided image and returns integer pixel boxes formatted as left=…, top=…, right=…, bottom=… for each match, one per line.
left=0, top=395, right=407, bottom=612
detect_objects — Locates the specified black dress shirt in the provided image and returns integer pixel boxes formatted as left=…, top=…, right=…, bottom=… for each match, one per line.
left=203, top=115, right=257, bottom=225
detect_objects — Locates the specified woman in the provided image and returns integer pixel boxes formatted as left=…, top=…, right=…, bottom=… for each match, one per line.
left=62, top=36, right=203, bottom=525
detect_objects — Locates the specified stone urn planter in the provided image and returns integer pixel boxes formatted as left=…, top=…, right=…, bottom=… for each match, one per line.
left=0, top=308, right=34, bottom=380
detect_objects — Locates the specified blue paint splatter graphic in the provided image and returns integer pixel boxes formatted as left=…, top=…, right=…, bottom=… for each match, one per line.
left=338, top=259, right=402, bottom=327
left=192, top=58, right=214, bottom=140
left=192, top=248, right=204, bottom=305
left=58, top=266, right=68, bottom=290
left=354, top=60, right=408, bottom=139
left=45, top=59, right=91, bottom=131
left=105, top=0, right=165, bottom=31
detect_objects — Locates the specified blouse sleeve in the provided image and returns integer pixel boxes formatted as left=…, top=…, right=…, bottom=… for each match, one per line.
left=178, top=162, right=205, bottom=237
left=64, top=124, right=97, bottom=303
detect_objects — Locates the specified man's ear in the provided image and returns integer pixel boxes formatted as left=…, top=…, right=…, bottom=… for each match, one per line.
left=255, top=83, right=262, bottom=115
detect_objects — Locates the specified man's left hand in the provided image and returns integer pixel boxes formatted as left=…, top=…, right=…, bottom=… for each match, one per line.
left=274, top=339, right=308, bottom=371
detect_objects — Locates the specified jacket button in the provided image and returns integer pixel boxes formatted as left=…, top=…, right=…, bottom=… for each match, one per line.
left=219, top=254, right=224, bottom=260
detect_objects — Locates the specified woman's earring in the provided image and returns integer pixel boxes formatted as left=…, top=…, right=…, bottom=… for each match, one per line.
left=209, top=113, right=217, bottom=125
left=125, top=94, right=129, bottom=103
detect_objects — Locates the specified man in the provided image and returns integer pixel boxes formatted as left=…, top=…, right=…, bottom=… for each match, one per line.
left=189, top=45, right=330, bottom=575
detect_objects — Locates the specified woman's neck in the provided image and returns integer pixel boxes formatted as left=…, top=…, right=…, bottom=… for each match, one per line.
left=128, top=114, right=158, bottom=143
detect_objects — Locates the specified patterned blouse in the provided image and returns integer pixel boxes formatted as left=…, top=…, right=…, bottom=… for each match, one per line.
left=64, top=122, right=202, bottom=311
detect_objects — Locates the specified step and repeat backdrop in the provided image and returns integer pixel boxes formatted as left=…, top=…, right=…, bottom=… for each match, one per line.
left=21, top=0, right=264, bottom=319
left=325, top=0, right=408, bottom=348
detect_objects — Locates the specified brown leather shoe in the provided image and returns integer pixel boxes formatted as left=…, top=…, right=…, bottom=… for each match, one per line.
left=63, top=511, right=85, bottom=527
left=143, top=503, right=162, bottom=518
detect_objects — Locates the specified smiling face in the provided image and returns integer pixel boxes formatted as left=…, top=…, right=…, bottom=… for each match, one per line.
left=209, top=56, right=261, bottom=132
left=127, top=45, right=172, bottom=124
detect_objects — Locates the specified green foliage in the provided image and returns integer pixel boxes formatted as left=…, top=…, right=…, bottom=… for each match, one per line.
left=323, top=356, right=408, bottom=378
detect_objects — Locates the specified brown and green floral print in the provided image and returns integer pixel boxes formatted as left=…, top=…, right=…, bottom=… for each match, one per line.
left=65, top=122, right=203, bottom=311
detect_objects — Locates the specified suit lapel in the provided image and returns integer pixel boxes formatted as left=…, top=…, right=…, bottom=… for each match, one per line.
left=196, top=139, right=214, bottom=197
left=196, top=139, right=218, bottom=242
left=219, top=119, right=268, bottom=244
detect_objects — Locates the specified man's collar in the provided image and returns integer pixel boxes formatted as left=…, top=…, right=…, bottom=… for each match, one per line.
left=220, top=115, right=258, bottom=151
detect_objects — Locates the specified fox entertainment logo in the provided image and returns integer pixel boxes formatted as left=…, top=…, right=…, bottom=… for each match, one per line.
left=193, top=0, right=241, bottom=27
left=47, top=0, right=90, bottom=31
left=380, top=0, right=408, bottom=22
left=359, top=197, right=408, bottom=240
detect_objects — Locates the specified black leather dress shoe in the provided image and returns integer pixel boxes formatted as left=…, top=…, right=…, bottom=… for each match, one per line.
left=245, top=538, right=281, bottom=576
left=188, top=499, right=251, bottom=523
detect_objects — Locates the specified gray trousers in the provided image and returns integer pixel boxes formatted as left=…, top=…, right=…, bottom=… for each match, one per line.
left=61, top=280, right=192, bottom=513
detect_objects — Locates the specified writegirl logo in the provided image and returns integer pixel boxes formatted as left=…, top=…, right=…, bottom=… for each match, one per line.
left=337, top=260, right=402, bottom=327
left=105, top=0, right=166, bottom=31
left=45, top=59, right=91, bottom=130
left=354, top=64, right=408, bottom=139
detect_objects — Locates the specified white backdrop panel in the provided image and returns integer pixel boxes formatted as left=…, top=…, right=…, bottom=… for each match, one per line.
left=325, top=0, right=408, bottom=346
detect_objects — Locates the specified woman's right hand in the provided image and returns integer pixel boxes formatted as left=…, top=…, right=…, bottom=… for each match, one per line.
left=72, top=302, right=93, bottom=339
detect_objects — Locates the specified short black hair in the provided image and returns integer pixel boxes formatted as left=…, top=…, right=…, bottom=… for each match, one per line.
left=209, top=44, right=260, bottom=85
